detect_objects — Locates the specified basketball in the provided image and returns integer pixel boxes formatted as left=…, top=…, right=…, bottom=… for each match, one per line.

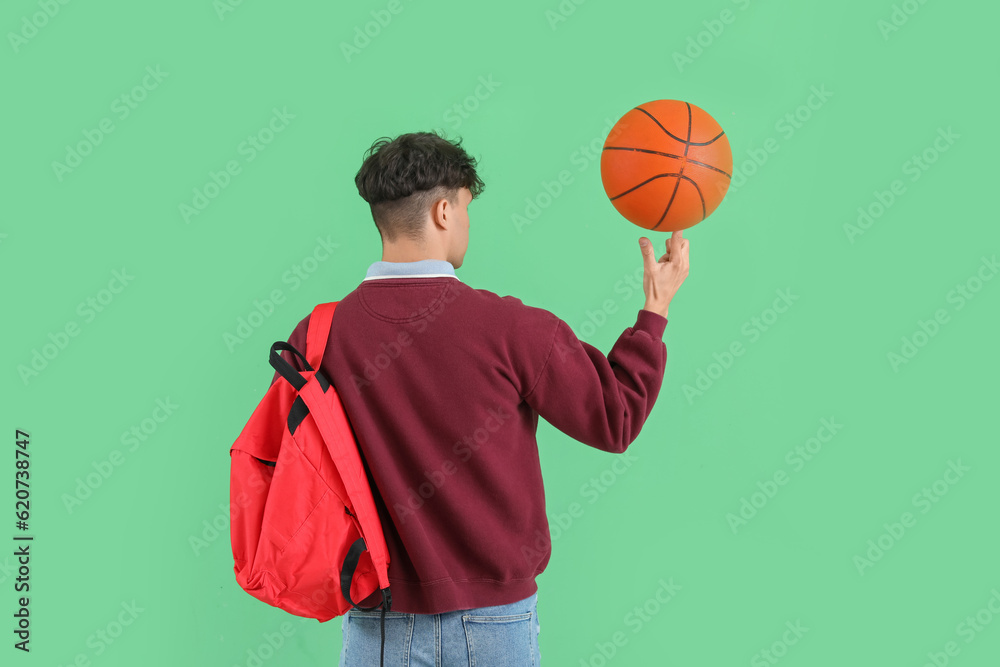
left=600, top=99, right=733, bottom=232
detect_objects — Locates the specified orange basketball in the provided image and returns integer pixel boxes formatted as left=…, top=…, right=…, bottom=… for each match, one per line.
left=600, top=99, right=732, bottom=232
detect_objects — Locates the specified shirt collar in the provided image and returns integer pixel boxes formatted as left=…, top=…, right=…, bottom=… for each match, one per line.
left=363, top=259, right=460, bottom=282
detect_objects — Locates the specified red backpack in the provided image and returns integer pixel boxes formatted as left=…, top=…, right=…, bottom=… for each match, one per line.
left=229, top=301, right=392, bottom=660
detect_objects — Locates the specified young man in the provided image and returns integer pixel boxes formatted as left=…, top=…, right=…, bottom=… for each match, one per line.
left=273, top=132, right=689, bottom=666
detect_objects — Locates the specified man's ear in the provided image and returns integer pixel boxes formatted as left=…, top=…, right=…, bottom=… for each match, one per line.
left=430, top=195, right=450, bottom=230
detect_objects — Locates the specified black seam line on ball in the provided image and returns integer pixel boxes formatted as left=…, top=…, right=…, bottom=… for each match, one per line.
left=603, top=146, right=732, bottom=179
left=651, top=103, right=693, bottom=230
left=633, top=106, right=726, bottom=146
left=610, top=172, right=687, bottom=200
left=650, top=178, right=707, bottom=231
left=610, top=171, right=707, bottom=225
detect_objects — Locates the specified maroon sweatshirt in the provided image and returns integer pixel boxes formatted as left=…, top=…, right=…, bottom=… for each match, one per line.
left=271, top=259, right=668, bottom=613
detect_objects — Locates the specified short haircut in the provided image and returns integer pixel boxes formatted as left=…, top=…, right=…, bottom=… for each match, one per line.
left=355, top=131, right=486, bottom=243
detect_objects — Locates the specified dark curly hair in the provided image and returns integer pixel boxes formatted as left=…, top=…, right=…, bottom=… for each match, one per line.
left=355, top=131, right=485, bottom=243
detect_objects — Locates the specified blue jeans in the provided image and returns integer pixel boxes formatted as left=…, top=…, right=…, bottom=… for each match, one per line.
left=339, top=592, right=541, bottom=666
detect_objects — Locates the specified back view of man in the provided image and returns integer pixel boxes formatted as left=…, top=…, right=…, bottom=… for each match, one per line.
left=272, top=131, right=690, bottom=666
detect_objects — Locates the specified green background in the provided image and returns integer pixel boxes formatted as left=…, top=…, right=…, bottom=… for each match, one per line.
left=3, top=0, right=998, bottom=664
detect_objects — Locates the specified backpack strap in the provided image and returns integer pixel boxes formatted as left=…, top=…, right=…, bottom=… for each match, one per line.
left=305, top=302, right=338, bottom=370
left=300, top=299, right=393, bottom=601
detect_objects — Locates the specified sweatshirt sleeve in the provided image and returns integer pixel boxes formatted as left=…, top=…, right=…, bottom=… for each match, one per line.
left=521, top=308, right=668, bottom=454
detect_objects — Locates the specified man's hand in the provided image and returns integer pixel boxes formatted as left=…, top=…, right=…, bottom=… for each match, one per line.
left=639, top=230, right=690, bottom=319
